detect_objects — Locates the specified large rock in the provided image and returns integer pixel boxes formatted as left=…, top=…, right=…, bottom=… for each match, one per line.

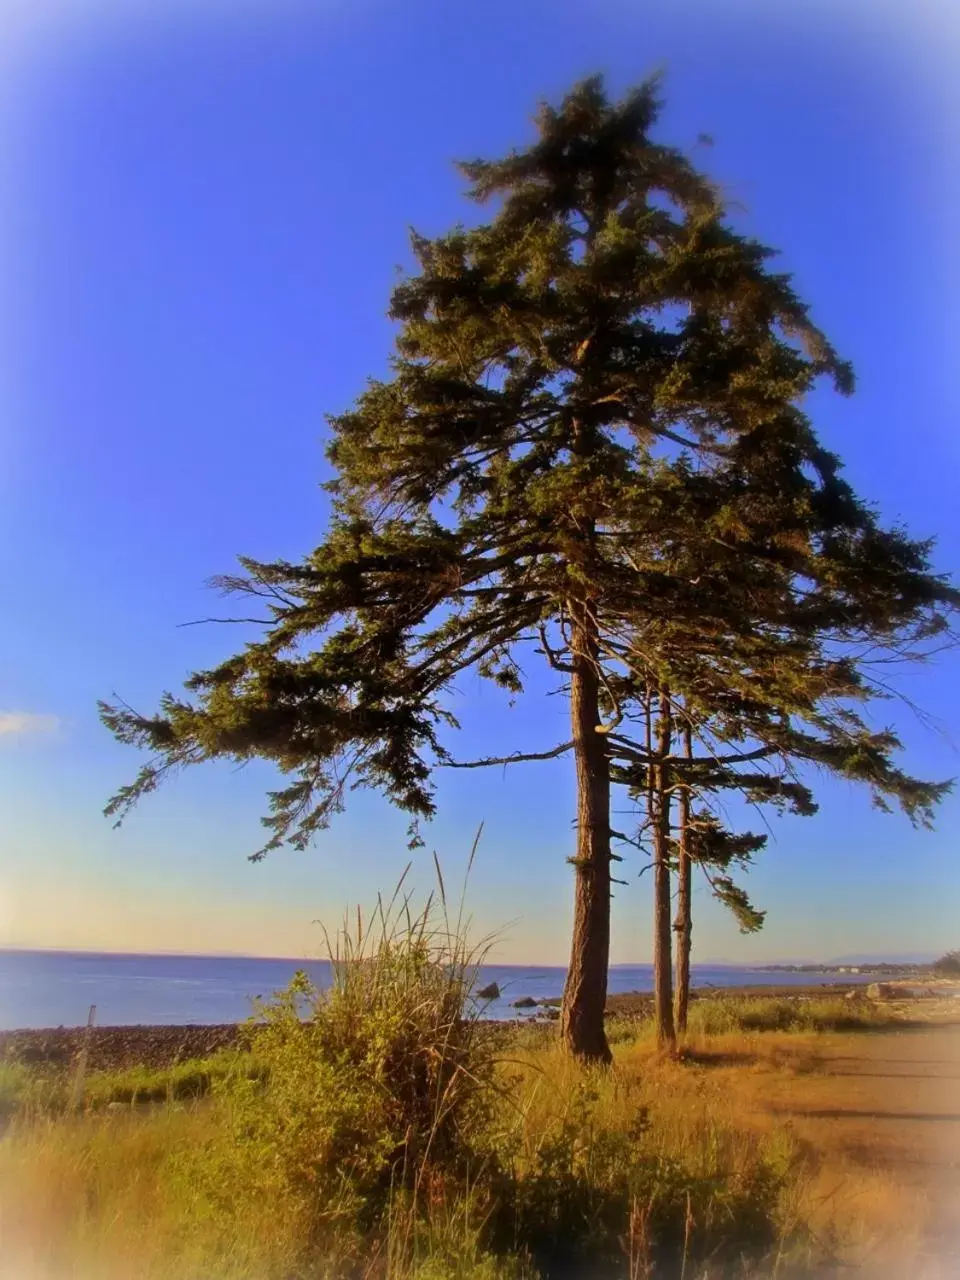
left=866, top=982, right=937, bottom=1001
left=512, top=996, right=538, bottom=1009
left=475, top=982, right=500, bottom=1001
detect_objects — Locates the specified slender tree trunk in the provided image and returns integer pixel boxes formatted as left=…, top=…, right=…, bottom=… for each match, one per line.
left=652, top=688, right=676, bottom=1052
left=560, top=601, right=612, bottom=1065
left=674, top=722, right=693, bottom=1036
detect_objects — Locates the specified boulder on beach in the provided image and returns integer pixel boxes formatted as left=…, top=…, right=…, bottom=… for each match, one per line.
left=475, top=982, right=500, bottom=1001
left=512, top=996, right=538, bottom=1009
left=866, top=982, right=937, bottom=1001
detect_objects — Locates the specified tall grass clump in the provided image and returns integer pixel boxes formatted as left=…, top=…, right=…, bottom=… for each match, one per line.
left=0, top=1061, right=37, bottom=1123
left=181, top=852, right=517, bottom=1276
left=0, top=1059, right=68, bottom=1122
left=489, top=1048, right=800, bottom=1279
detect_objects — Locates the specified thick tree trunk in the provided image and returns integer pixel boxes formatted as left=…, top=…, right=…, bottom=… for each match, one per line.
left=652, top=689, right=676, bottom=1052
left=674, top=723, right=693, bottom=1036
left=560, top=602, right=612, bottom=1065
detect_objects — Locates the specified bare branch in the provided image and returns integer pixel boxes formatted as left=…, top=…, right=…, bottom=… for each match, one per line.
left=177, top=616, right=273, bottom=629
left=441, top=741, right=575, bottom=770
left=536, top=622, right=574, bottom=674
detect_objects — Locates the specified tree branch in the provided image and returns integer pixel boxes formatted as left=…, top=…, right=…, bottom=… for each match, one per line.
left=441, top=741, right=574, bottom=769
left=177, top=616, right=273, bottom=628
left=536, top=622, right=574, bottom=673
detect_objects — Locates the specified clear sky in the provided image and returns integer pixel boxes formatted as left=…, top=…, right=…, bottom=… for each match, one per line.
left=0, top=0, right=958, bottom=966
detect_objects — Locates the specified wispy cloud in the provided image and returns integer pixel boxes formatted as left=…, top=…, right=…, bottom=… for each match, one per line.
left=0, top=711, right=60, bottom=737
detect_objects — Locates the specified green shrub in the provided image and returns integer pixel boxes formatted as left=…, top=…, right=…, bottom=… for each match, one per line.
left=178, top=873, right=507, bottom=1272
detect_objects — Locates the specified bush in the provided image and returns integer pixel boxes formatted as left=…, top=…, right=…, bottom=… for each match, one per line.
left=933, top=949, right=960, bottom=976
left=180, top=873, right=508, bottom=1273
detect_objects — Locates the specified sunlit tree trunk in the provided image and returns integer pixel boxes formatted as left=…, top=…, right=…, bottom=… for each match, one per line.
left=652, top=688, right=676, bottom=1051
left=674, top=722, right=693, bottom=1035
left=560, top=601, right=613, bottom=1064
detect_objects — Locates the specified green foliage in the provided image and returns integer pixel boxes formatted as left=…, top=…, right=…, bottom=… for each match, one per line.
left=0, top=1061, right=72, bottom=1120
left=706, top=875, right=766, bottom=935
left=174, top=882, right=505, bottom=1273
left=598, top=995, right=900, bottom=1044
left=0, top=1052, right=262, bottom=1123
left=100, top=73, right=957, bottom=864
left=84, top=1051, right=263, bottom=1108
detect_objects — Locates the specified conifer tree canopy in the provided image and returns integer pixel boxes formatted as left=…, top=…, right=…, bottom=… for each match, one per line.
left=101, top=76, right=958, bottom=1062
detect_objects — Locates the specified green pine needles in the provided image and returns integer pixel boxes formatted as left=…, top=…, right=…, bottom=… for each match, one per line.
left=101, top=76, right=958, bottom=1062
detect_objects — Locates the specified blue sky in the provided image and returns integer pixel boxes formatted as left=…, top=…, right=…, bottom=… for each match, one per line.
left=0, top=0, right=958, bottom=965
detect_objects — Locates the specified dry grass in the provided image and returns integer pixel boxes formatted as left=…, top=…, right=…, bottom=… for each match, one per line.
left=2, top=1023, right=956, bottom=1279
left=0, top=1105, right=247, bottom=1280
left=624, top=1024, right=958, bottom=1277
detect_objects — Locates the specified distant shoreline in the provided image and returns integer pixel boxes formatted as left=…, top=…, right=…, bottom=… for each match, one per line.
left=751, top=963, right=935, bottom=976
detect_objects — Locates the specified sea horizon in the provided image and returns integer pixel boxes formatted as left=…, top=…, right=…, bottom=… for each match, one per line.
left=0, top=947, right=899, bottom=1031
left=0, top=944, right=934, bottom=966
left=1, top=945, right=781, bottom=967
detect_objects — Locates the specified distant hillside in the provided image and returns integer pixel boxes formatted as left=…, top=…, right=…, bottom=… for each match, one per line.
left=827, top=952, right=937, bottom=966
left=697, top=952, right=940, bottom=967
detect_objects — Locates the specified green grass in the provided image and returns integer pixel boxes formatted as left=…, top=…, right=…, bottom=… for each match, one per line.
left=682, top=994, right=900, bottom=1036
left=83, top=1049, right=264, bottom=1108
left=0, top=1060, right=36, bottom=1121
left=0, top=1049, right=263, bottom=1120
left=602, top=993, right=901, bottom=1045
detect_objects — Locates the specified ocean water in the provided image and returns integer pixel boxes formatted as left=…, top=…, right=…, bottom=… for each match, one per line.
left=0, top=949, right=875, bottom=1030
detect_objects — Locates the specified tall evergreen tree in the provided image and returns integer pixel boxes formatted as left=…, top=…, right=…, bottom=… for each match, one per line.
left=666, top=721, right=769, bottom=1038
left=101, top=77, right=957, bottom=1063
left=608, top=428, right=956, bottom=1048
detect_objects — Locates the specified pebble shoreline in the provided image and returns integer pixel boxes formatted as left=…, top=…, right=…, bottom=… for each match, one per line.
left=0, top=1025, right=244, bottom=1074
left=0, top=985, right=866, bottom=1073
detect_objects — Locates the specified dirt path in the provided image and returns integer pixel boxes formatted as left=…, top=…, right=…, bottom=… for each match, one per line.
left=768, top=1025, right=960, bottom=1175
left=713, top=1024, right=960, bottom=1274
